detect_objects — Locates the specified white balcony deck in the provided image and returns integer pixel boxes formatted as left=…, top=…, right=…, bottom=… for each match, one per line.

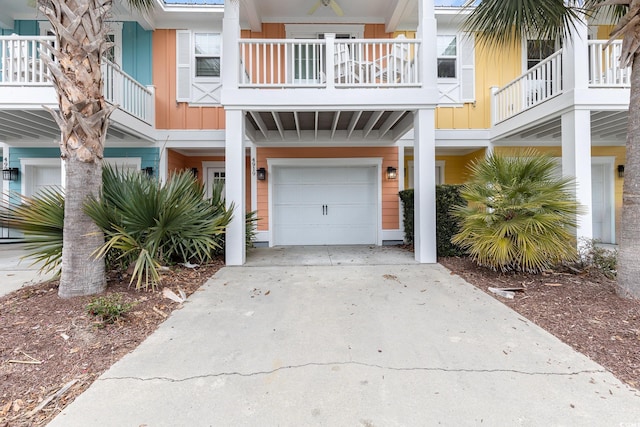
left=0, top=35, right=154, bottom=126
left=238, top=37, right=421, bottom=89
left=492, top=40, right=631, bottom=126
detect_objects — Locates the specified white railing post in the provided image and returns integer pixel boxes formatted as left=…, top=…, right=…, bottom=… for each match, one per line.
left=325, top=34, right=336, bottom=89
left=146, top=85, right=155, bottom=126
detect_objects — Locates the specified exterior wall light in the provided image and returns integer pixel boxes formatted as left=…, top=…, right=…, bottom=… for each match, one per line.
left=143, top=166, right=154, bottom=176
left=191, top=167, right=199, bottom=178
left=2, top=167, right=18, bottom=182
left=386, top=166, right=398, bottom=180
left=256, top=167, right=266, bottom=181
left=618, top=164, right=625, bottom=178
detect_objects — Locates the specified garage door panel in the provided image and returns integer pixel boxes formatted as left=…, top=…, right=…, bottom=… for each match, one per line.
left=273, top=165, right=378, bottom=246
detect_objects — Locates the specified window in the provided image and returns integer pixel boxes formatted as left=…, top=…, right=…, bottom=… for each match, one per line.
left=437, top=35, right=457, bottom=78
left=194, top=33, right=221, bottom=78
left=526, top=40, right=555, bottom=69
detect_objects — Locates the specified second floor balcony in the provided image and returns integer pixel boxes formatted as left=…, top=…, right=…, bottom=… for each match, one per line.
left=0, top=35, right=155, bottom=128
left=237, top=36, right=422, bottom=89
left=492, top=40, right=631, bottom=125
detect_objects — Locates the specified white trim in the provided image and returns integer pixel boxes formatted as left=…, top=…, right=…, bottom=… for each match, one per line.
left=103, top=157, right=142, bottom=170
left=202, top=160, right=225, bottom=199
left=408, top=160, right=445, bottom=187
left=19, top=157, right=61, bottom=197
left=591, top=156, right=616, bottom=244
left=285, top=24, right=365, bottom=39
left=381, top=229, right=404, bottom=242
left=266, top=157, right=383, bottom=247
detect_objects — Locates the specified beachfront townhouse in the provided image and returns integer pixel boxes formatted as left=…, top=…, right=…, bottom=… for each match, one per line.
left=0, top=0, right=627, bottom=265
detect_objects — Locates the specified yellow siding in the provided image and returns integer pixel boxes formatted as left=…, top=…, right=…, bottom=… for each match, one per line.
left=436, top=41, right=522, bottom=130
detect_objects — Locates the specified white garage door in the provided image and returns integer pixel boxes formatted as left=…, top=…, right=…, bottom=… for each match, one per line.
left=273, top=166, right=378, bottom=245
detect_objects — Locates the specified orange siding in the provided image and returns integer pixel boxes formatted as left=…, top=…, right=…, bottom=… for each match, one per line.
left=166, top=150, right=252, bottom=212
left=153, top=29, right=226, bottom=130
left=256, top=147, right=400, bottom=232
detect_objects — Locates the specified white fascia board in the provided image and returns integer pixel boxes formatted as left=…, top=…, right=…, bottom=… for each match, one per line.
left=435, top=129, right=491, bottom=146
left=156, top=130, right=226, bottom=147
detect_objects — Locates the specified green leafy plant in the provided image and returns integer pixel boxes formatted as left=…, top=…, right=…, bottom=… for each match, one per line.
left=452, top=150, right=582, bottom=273
left=86, top=166, right=233, bottom=290
left=86, top=293, right=133, bottom=326
left=399, top=185, right=466, bottom=257
left=578, top=238, right=618, bottom=279
left=0, top=188, right=65, bottom=276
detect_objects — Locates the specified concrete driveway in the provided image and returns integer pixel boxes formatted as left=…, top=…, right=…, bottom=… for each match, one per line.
left=0, top=243, right=55, bottom=297
left=49, top=246, right=640, bottom=426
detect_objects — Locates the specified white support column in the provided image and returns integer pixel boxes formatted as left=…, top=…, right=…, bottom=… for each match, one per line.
left=417, top=0, right=437, bottom=90
left=225, top=109, right=246, bottom=265
left=1, top=145, right=9, bottom=203
left=561, top=109, right=592, bottom=241
left=250, top=144, right=258, bottom=212
left=562, top=12, right=589, bottom=91
left=222, top=0, right=240, bottom=93
left=414, top=109, right=437, bottom=263
left=158, top=143, right=168, bottom=184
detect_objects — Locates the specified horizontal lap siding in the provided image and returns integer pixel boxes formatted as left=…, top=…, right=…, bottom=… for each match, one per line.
left=256, top=147, right=399, bottom=232
left=153, top=29, right=225, bottom=130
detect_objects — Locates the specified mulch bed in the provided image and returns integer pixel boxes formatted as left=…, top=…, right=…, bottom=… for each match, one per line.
left=0, top=260, right=223, bottom=427
left=440, top=256, right=640, bottom=389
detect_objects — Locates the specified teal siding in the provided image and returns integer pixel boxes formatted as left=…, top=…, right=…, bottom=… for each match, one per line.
left=8, top=147, right=160, bottom=193
left=122, top=22, right=152, bottom=85
left=5, top=20, right=152, bottom=86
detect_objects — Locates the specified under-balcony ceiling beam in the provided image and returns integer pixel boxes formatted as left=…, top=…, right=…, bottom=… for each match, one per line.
left=0, top=118, right=45, bottom=139
left=271, top=112, right=285, bottom=140
left=0, top=112, right=58, bottom=138
left=0, top=126, right=28, bottom=139
left=363, top=111, right=385, bottom=139
left=108, top=127, right=126, bottom=140
left=592, top=117, right=628, bottom=136
left=314, top=111, right=319, bottom=141
left=249, top=111, right=269, bottom=140
left=241, top=0, right=262, bottom=32
left=23, top=110, right=58, bottom=126
left=293, top=111, right=301, bottom=140
left=331, top=111, right=341, bottom=140
left=519, top=121, right=560, bottom=138
left=378, top=111, right=405, bottom=140
left=391, top=112, right=415, bottom=140
left=0, top=11, right=14, bottom=30
left=347, top=111, right=363, bottom=139
left=385, top=0, right=410, bottom=33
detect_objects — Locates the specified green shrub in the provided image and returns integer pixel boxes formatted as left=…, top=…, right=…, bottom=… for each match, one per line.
left=578, top=238, right=617, bottom=279
left=0, top=187, right=65, bottom=276
left=399, top=186, right=466, bottom=257
left=452, top=150, right=581, bottom=273
left=86, top=166, right=233, bottom=290
left=87, top=293, right=132, bottom=326
left=436, top=185, right=466, bottom=257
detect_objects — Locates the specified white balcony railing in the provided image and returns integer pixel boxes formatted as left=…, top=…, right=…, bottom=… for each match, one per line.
left=1, top=35, right=153, bottom=125
left=588, top=40, right=631, bottom=87
left=238, top=38, right=421, bottom=88
left=493, top=49, right=563, bottom=124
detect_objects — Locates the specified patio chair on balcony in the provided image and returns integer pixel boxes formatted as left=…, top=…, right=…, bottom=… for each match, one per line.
left=333, top=43, right=368, bottom=84
left=372, top=35, right=412, bottom=84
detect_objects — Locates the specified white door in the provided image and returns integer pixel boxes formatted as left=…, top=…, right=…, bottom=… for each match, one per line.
left=26, top=165, right=61, bottom=197
left=273, top=166, right=377, bottom=245
left=205, top=167, right=225, bottom=199
left=591, top=162, right=613, bottom=243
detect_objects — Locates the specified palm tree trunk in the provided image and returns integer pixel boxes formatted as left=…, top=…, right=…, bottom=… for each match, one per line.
left=39, top=0, right=114, bottom=297
left=617, top=54, right=640, bottom=298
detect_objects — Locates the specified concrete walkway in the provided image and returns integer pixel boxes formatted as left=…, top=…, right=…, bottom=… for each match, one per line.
left=0, top=243, right=55, bottom=297
left=49, top=246, right=640, bottom=426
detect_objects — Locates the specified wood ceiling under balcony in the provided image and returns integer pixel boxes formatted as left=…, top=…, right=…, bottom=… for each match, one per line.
left=245, top=109, right=414, bottom=144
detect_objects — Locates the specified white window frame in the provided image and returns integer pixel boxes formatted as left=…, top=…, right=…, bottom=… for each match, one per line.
left=437, top=34, right=458, bottom=81
left=193, top=32, right=222, bottom=82
left=522, top=38, right=558, bottom=72
left=407, top=160, right=445, bottom=188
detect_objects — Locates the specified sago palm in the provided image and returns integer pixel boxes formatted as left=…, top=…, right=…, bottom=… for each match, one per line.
left=464, top=0, right=640, bottom=297
left=452, top=151, right=581, bottom=273
left=37, top=0, right=154, bottom=298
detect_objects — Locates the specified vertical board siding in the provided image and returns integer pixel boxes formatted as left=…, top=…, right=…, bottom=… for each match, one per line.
left=153, top=29, right=225, bottom=130
left=166, top=150, right=251, bottom=212
left=122, top=22, right=152, bottom=86
left=256, top=147, right=399, bottom=232
left=436, top=42, right=522, bottom=130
